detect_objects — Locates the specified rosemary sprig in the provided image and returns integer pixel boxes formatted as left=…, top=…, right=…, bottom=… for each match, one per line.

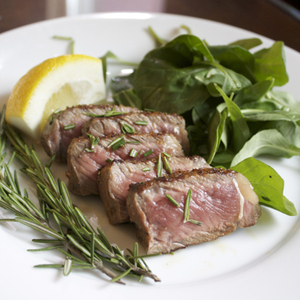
left=0, top=109, right=160, bottom=284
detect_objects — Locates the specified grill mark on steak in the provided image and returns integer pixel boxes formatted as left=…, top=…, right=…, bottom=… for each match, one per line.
left=41, top=104, right=140, bottom=162
left=126, top=168, right=261, bottom=254
left=98, top=156, right=211, bottom=225
left=82, top=111, right=190, bottom=154
left=67, top=132, right=184, bottom=196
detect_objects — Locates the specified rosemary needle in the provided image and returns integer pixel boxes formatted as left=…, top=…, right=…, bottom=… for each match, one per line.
left=157, top=153, right=163, bottom=177
left=184, top=189, right=192, bottom=222
left=129, top=149, right=138, bottom=157
left=183, top=189, right=203, bottom=226
left=134, top=120, right=148, bottom=126
left=163, top=156, right=172, bottom=174
left=108, top=135, right=125, bottom=149
left=144, top=149, right=153, bottom=157
left=165, top=194, right=180, bottom=207
left=162, top=152, right=171, bottom=158
left=121, top=122, right=135, bottom=134
left=64, top=123, right=75, bottom=130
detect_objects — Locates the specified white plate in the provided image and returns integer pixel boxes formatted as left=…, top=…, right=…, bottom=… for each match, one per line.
left=1, top=12, right=300, bottom=300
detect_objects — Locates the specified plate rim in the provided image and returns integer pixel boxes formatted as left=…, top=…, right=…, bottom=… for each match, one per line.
left=0, top=11, right=300, bottom=299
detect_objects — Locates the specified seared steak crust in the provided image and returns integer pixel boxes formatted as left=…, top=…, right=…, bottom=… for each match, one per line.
left=98, top=156, right=210, bottom=224
left=41, top=104, right=140, bottom=162
left=127, top=168, right=261, bottom=254
left=67, top=132, right=184, bottom=196
left=82, top=111, right=189, bottom=154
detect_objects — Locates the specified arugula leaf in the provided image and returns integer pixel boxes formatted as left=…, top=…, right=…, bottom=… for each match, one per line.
left=244, top=110, right=300, bottom=122
left=196, top=65, right=252, bottom=96
left=166, top=34, right=214, bottom=62
left=215, top=84, right=250, bottom=152
left=212, top=151, right=235, bottom=167
left=207, top=108, right=228, bottom=164
left=263, top=120, right=300, bottom=148
left=253, top=41, right=289, bottom=86
left=231, top=129, right=300, bottom=166
left=231, top=157, right=297, bottom=216
left=200, top=61, right=252, bottom=93
left=208, top=44, right=256, bottom=83
left=134, top=60, right=211, bottom=113
left=141, top=40, right=195, bottom=68
left=265, top=90, right=300, bottom=110
left=192, top=97, right=223, bottom=125
left=186, top=123, right=208, bottom=156
left=228, top=38, right=262, bottom=50
left=233, top=78, right=274, bottom=108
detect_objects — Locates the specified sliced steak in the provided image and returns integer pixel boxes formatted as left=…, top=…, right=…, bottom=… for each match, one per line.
left=82, top=111, right=189, bottom=154
left=98, top=155, right=210, bottom=225
left=67, top=132, right=184, bottom=196
left=127, top=168, right=261, bottom=254
left=41, top=104, right=140, bottom=162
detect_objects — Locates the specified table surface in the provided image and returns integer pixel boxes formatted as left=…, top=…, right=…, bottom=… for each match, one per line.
left=0, top=0, right=300, bottom=52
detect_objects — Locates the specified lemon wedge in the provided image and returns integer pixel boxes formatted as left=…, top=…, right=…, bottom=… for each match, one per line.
left=5, top=54, right=105, bottom=140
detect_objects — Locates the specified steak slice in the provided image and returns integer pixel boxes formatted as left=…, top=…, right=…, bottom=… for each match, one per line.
left=41, top=104, right=140, bottom=162
left=98, top=155, right=210, bottom=225
left=127, top=168, right=261, bottom=254
left=82, top=111, right=190, bottom=154
left=67, top=132, right=184, bottom=196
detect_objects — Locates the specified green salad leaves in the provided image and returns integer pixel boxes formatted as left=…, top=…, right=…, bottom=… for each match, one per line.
left=111, top=30, right=298, bottom=216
